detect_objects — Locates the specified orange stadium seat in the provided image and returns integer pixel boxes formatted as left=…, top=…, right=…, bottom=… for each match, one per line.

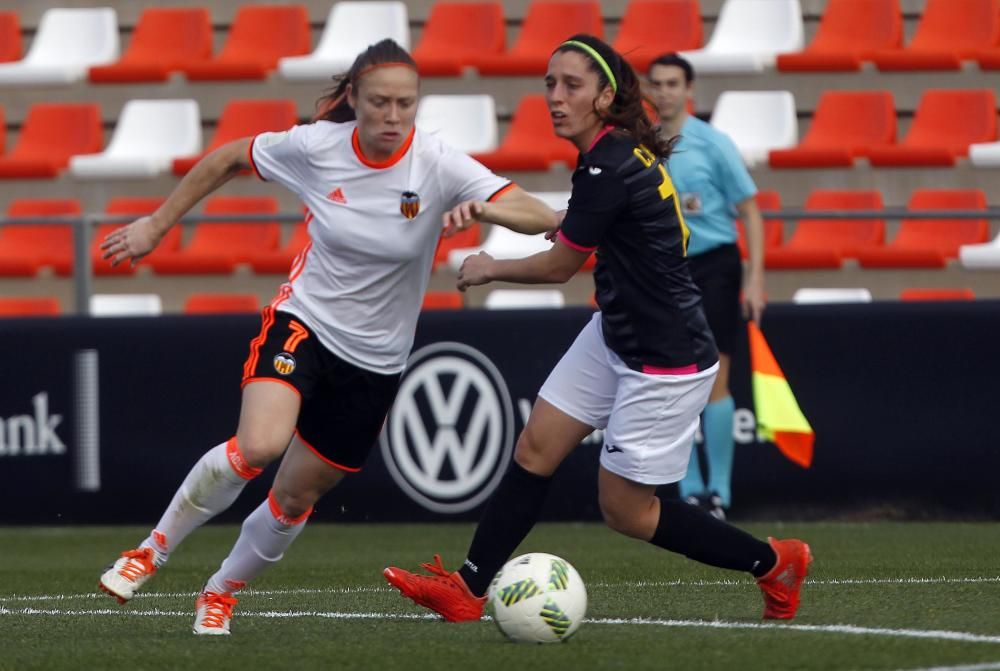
left=0, top=106, right=4, bottom=155
left=150, top=196, right=280, bottom=274
left=0, top=11, right=22, bottom=63
left=872, top=0, right=999, bottom=71
left=173, top=99, right=299, bottom=175
left=474, top=95, right=577, bottom=171
left=613, top=0, right=703, bottom=73
left=475, top=1, right=603, bottom=75
left=0, top=103, right=103, bottom=178
left=57, top=197, right=180, bottom=277
left=856, top=189, right=989, bottom=268
left=900, top=287, right=975, bottom=301
left=413, top=2, right=505, bottom=76
left=766, top=190, right=885, bottom=269
left=777, top=0, right=902, bottom=71
left=866, top=90, right=996, bottom=167
left=248, top=211, right=311, bottom=275
left=88, top=8, right=213, bottom=83
left=769, top=91, right=897, bottom=168
left=422, top=291, right=464, bottom=310
left=736, top=190, right=783, bottom=260
left=184, top=293, right=260, bottom=314
left=0, top=296, right=60, bottom=316
left=181, top=5, right=310, bottom=81
left=0, top=199, right=81, bottom=276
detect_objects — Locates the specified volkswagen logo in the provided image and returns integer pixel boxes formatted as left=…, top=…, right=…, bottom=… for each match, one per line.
left=380, top=342, right=514, bottom=513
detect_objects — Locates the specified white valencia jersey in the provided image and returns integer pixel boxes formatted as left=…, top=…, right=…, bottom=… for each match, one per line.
left=250, top=121, right=511, bottom=374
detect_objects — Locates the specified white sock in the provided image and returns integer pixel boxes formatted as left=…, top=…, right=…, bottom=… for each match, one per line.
left=205, top=490, right=311, bottom=594
left=139, top=438, right=262, bottom=566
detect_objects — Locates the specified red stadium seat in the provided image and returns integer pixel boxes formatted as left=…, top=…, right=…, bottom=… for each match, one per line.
left=856, top=189, right=989, bottom=268
left=150, top=196, right=281, bottom=274
left=736, top=190, right=783, bottom=260
left=184, top=293, right=260, bottom=314
left=422, top=291, right=464, bottom=310
left=173, top=99, right=298, bottom=175
left=474, top=95, right=577, bottom=171
left=0, top=105, right=4, bottom=155
left=0, top=296, right=61, bottom=317
left=434, top=222, right=481, bottom=271
left=0, top=199, right=81, bottom=276
left=777, top=0, right=902, bottom=71
left=88, top=8, right=213, bottom=83
left=899, top=287, right=975, bottom=301
left=766, top=190, right=885, bottom=269
left=248, top=212, right=312, bottom=275
left=872, top=0, right=999, bottom=71
left=866, top=90, right=996, bottom=167
left=181, top=5, right=310, bottom=81
left=0, top=11, right=22, bottom=63
left=769, top=91, right=896, bottom=168
left=0, top=103, right=103, bottom=178
left=614, top=0, right=702, bottom=73
left=475, top=1, right=603, bottom=75
left=413, top=3, right=505, bottom=76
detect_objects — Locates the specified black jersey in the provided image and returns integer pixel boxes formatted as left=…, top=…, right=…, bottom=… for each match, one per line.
left=558, top=130, right=719, bottom=374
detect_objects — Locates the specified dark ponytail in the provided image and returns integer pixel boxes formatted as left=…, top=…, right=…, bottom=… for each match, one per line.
left=554, top=34, right=675, bottom=159
left=314, top=38, right=418, bottom=123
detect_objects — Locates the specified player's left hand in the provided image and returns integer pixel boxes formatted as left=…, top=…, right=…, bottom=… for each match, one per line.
left=442, top=200, right=487, bottom=238
left=457, top=251, right=494, bottom=291
left=544, top=209, right=567, bottom=241
left=743, top=272, right=766, bottom=323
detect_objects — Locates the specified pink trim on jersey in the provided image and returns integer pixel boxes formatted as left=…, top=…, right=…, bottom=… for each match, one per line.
left=642, top=363, right=699, bottom=376
left=587, top=125, right=616, bottom=152
left=558, top=229, right=596, bottom=253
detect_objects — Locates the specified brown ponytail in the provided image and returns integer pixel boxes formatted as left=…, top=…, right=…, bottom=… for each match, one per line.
left=314, top=38, right=418, bottom=123
left=554, top=34, right=675, bottom=159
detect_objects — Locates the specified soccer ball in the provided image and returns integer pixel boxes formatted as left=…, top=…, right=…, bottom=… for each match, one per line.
left=487, top=552, right=587, bottom=644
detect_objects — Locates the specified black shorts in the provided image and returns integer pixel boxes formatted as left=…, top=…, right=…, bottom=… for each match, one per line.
left=242, top=309, right=401, bottom=472
left=687, top=243, right=743, bottom=355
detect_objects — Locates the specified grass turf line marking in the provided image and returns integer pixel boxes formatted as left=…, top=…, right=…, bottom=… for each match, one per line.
left=2, top=576, right=1000, bottom=604
left=900, top=664, right=1000, bottom=671
left=4, top=606, right=1000, bottom=645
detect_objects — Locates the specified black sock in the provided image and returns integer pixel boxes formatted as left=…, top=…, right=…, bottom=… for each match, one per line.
left=458, top=461, right=552, bottom=596
left=651, top=496, right=777, bottom=577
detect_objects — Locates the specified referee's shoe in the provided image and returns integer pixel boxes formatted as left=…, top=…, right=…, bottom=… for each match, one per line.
left=756, top=537, right=812, bottom=619
left=384, top=554, right=486, bottom=622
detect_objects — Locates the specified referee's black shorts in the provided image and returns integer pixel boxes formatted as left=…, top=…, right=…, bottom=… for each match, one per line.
left=687, top=243, right=743, bottom=356
left=242, top=309, right=401, bottom=472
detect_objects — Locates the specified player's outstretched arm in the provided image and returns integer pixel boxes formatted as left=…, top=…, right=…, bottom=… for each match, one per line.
left=101, top=138, right=253, bottom=267
left=456, top=241, right=589, bottom=291
left=442, top=187, right=557, bottom=238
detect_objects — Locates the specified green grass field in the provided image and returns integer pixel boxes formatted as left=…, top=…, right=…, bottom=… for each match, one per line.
left=2, top=522, right=999, bottom=670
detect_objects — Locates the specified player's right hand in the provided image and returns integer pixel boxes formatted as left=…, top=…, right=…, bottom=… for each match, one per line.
left=100, top=216, right=162, bottom=267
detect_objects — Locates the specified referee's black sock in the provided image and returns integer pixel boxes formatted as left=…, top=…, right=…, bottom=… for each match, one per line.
left=458, top=461, right=552, bottom=597
left=650, top=496, right=777, bottom=577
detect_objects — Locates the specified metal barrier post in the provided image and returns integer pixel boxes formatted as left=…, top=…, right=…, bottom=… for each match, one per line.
left=73, top=215, right=93, bottom=316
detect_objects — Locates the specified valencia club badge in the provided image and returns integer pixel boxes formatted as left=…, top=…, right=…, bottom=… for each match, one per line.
left=400, top=191, right=420, bottom=220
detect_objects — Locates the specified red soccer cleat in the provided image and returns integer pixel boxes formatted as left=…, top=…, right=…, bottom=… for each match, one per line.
left=383, top=554, right=486, bottom=622
left=757, top=537, right=813, bottom=619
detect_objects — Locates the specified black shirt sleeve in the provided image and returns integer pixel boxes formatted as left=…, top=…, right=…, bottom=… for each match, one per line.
left=559, top=164, right=629, bottom=251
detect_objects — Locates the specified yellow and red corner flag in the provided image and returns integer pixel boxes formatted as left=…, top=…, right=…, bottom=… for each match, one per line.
left=748, top=322, right=814, bottom=468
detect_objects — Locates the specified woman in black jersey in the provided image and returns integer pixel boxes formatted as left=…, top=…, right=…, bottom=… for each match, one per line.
left=385, top=35, right=811, bottom=622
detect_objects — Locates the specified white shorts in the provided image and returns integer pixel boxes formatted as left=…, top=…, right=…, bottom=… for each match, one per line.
left=538, top=313, right=718, bottom=485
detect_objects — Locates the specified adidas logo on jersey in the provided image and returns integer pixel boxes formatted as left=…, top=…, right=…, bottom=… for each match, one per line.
left=328, top=187, right=347, bottom=204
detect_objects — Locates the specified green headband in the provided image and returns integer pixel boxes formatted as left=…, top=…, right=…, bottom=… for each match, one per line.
left=561, top=40, right=618, bottom=94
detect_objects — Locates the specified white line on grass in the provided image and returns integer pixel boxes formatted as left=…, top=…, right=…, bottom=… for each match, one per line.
left=3, top=576, right=998, bottom=605
left=3, top=606, right=1000, bottom=645
left=900, top=663, right=1000, bottom=671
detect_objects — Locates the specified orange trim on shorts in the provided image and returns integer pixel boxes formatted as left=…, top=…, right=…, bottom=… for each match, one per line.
left=225, top=437, right=263, bottom=480
left=294, top=429, right=362, bottom=473
left=267, top=489, right=312, bottom=525
left=247, top=134, right=266, bottom=181
left=351, top=126, right=414, bottom=169
left=240, top=376, right=302, bottom=397
left=243, top=288, right=293, bottom=381
left=283, top=320, right=309, bottom=353
left=486, top=182, right=516, bottom=202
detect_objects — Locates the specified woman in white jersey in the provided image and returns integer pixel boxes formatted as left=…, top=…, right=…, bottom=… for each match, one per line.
left=96, top=39, right=556, bottom=635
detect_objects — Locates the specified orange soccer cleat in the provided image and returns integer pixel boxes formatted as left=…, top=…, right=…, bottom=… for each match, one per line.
left=383, top=554, right=486, bottom=622
left=757, top=537, right=813, bottom=619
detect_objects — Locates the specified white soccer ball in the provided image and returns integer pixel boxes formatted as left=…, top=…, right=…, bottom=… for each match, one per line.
left=487, top=552, right=587, bottom=643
